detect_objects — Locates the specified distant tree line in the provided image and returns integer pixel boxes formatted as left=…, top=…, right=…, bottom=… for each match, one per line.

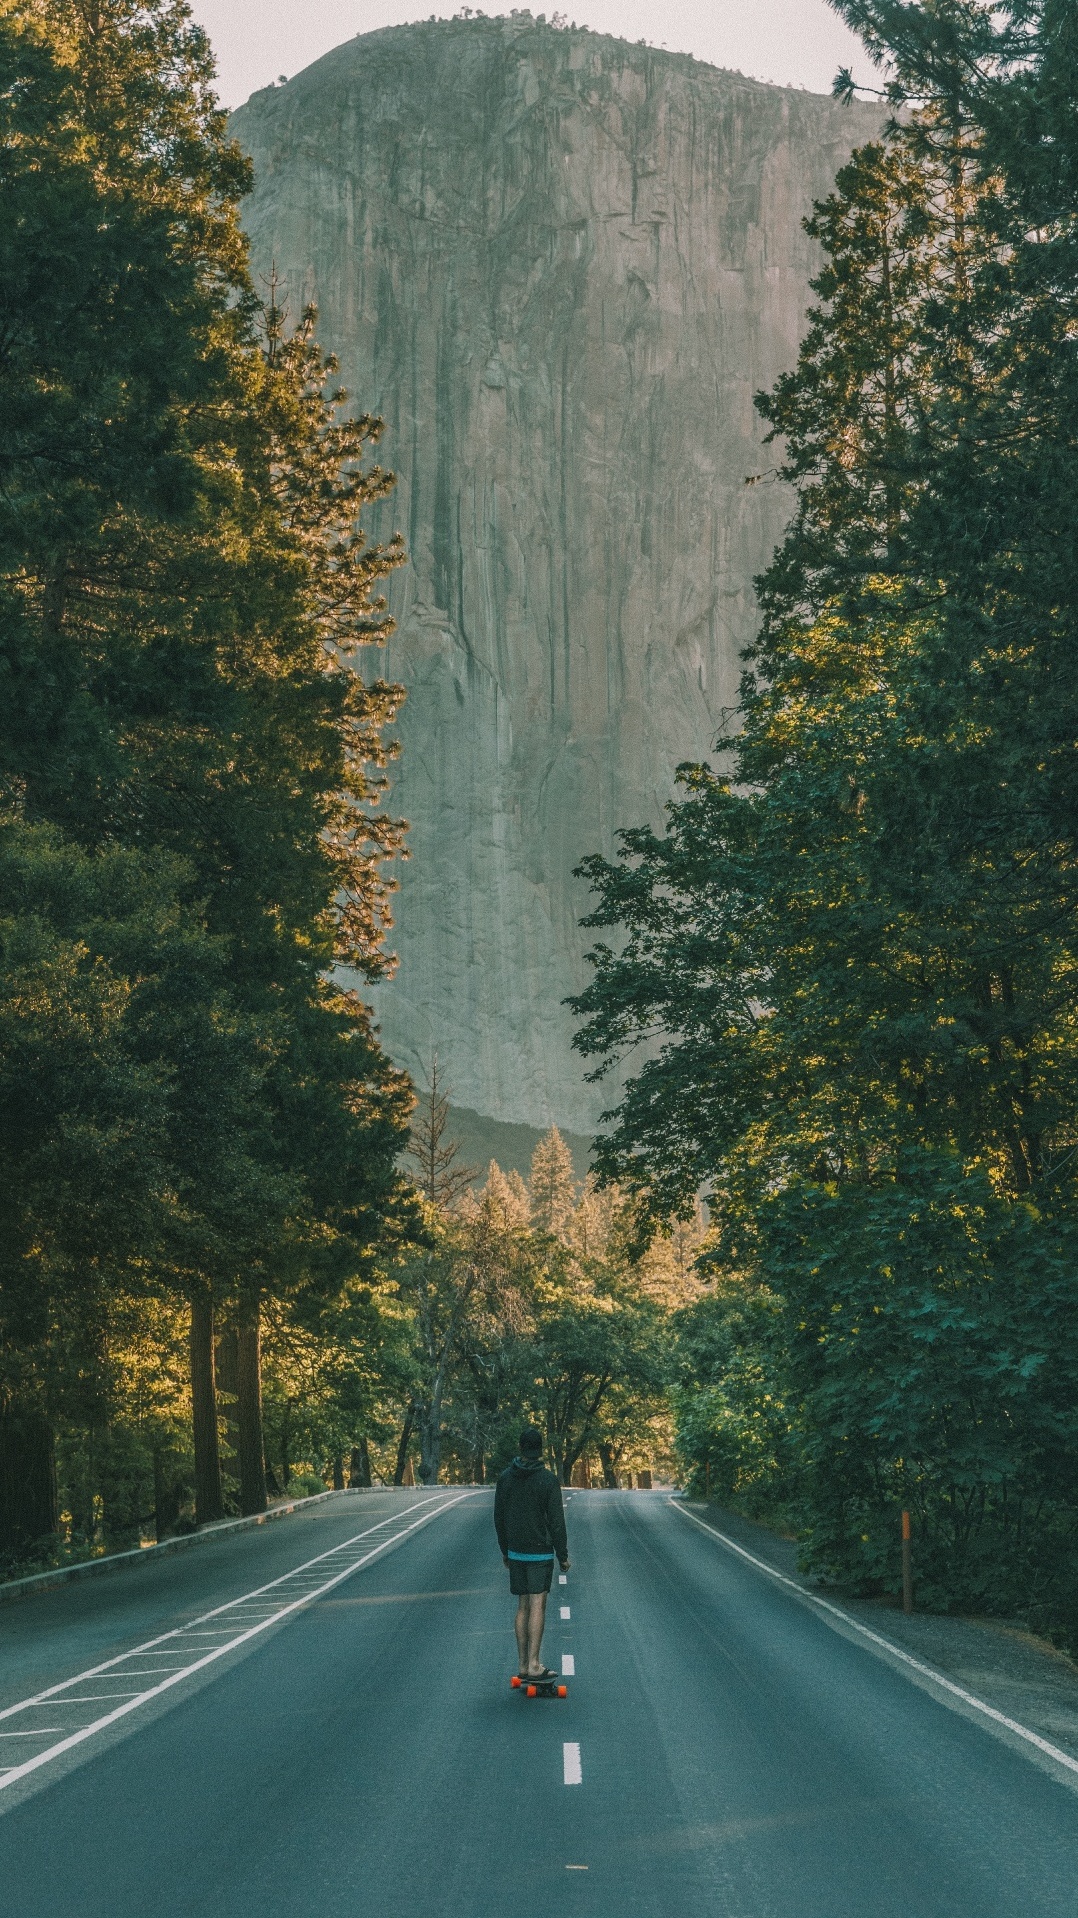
left=395, top=1086, right=698, bottom=1489
left=572, top=1, right=1078, bottom=1646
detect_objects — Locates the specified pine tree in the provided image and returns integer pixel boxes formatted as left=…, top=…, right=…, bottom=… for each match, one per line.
left=529, top=1128, right=577, bottom=1240
left=0, top=0, right=414, bottom=1542
left=570, top=11, right=1078, bottom=1618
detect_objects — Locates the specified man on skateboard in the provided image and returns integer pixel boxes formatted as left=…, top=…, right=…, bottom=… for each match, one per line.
left=495, top=1426, right=570, bottom=1683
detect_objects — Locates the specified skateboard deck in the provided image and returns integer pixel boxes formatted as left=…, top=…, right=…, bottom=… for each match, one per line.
left=510, top=1675, right=568, bottom=1698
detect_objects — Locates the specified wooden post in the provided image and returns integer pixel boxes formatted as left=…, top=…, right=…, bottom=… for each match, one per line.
left=901, top=1508, right=913, bottom=1614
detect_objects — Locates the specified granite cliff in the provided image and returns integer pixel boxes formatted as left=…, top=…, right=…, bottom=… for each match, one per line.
left=231, top=20, right=880, bottom=1137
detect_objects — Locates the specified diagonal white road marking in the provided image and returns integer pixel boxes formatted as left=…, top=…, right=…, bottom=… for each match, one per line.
left=0, top=1492, right=475, bottom=1793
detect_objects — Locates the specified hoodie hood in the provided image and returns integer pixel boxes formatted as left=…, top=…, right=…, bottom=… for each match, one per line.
left=511, top=1454, right=543, bottom=1474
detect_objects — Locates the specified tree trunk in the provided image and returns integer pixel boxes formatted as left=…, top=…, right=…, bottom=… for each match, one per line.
left=332, top=1452, right=345, bottom=1491
left=152, top=1445, right=181, bottom=1542
left=393, top=1403, right=412, bottom=1488
left=71, top=1427, right=96, bottom=1546
left=417, top=1351, right=451, bottom=1484
left=349, top=1440, right=372, bottom=1488
left=393, top=1403, right=415, bottom=1486
left=0, top=1402, right=57, bottom=1556
left=598, top=1441, right=619, bottom=1489
left=190, top=1291, right=224, bottom=1525
left=236, top=1306, right=268, bottom=1516
left=417, top=1403, right=441, bottom=1485
left=470, top=1385, right=497, bottom=1485
left=215, top=1322, right=238, bottom=1500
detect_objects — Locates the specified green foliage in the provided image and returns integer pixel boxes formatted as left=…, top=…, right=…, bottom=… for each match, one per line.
left=763, top=1159, right=1078, bottom=1619
left=529, top=1127, right=577, bottom=1238
left=671, top=1283, right=794, bottom=1520
left=572, top=3, right=1078, bottom=1642
left=0, top=0, right=412, bottom=1562
left=384, top=1126, right=692, bottom=1487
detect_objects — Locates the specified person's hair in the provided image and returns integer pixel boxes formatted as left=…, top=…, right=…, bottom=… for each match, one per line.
left=519, top=1425, right=543, bottom=1456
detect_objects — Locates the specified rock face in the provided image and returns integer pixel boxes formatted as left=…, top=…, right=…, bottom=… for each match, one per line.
left=232, top=21, right=879, bottom=1133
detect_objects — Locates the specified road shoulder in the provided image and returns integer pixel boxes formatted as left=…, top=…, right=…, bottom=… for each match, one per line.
left=682, top=1499, right=1078, bottom=1767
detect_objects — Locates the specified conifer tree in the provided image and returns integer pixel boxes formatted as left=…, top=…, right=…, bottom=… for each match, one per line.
left=571, top=3, right=1078, bottom=1617
left=0, top=0, right=413, bottom=1540
left=529, top=1128, right=577, bottom=1240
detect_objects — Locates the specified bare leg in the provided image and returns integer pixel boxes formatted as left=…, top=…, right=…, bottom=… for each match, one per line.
left=514, top=1590, right=551, bottom=1676
left=514, top=1595, right=530, bottom=1674
left=525, top=1591, right=548, bottom=1674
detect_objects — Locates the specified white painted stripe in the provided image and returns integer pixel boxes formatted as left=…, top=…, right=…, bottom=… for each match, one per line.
left=669, top=1500, right=1078, bottom=1781
left=0, top=1494, right=447, bottom=1727
left=562, top=1654, right=575, bottom=1676
left=560, top=1605, right=570, bottom=1620
left=39, top=1695, right=142, bottom=1704
left=563, top=1742, right=582, bottom=1785
left=0, top=1493, right=473, bottom=1793
left=558, top=1574, right=567, bottom=1585
left=0, top=1731, right=63, bottom=1738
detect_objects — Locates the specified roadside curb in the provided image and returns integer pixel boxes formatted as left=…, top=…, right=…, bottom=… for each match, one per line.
left=0, top=1488, right=374, bottom=1605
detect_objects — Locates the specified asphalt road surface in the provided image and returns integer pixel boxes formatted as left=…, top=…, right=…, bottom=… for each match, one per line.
left=2, top=1488, right=1078, bottom=1917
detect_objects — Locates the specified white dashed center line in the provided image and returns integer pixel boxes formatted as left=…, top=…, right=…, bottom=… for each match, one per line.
left=563, top=1742, right=582, bottom=1785
left=558, top=1574, right=567, bottom=1585
left=562, top=1654, right=575, bottom=1676
left=560, top=1605, right=570, bottom=1620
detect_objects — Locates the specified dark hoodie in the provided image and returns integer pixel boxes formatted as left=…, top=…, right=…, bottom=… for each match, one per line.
left=494, top=1455, right=568, bottom=1563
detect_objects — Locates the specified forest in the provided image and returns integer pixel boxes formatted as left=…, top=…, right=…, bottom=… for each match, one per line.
left=6, top=0, right=1078, bottom=1664
left=574, top=0, right=1078, bottom=1648
left=0, top=0, right=695, bottom=1574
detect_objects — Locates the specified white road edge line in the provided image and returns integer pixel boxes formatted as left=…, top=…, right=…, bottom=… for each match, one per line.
left=0, top=1492, right=448, bottom=1724
left=669, top=1499, right=1078, bottom=1780
left=0, top=1493, right=475, bottom=1794
left=563, top=1741, right=582, bottom=1785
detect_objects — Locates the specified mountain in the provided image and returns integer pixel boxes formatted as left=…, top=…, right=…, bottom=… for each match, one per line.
left=231, top=18, right=880, bottom=1136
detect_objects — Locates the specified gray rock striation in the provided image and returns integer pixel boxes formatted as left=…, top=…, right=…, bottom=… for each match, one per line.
left=232, top=20, right=880, bottom=1134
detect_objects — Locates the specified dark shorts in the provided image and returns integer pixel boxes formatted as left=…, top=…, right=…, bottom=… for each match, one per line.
left=508, top=1556, right=555, bottom=1596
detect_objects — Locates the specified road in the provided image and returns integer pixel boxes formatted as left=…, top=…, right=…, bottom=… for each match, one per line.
left=2, top=1489, right=1077, bottom=1916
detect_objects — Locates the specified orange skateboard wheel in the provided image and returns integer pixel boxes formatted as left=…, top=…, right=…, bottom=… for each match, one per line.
left=526, top=1684, right=537, bottom=1697
left=510, top=1676, right=521, bottom=1688
left=557, top=1685, right=568, bottom=1698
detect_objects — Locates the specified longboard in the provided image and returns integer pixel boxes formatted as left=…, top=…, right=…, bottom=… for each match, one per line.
left=511, top=1675, right=568, bottom=1698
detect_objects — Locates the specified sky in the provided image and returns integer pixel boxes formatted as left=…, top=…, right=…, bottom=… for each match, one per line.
left=188, top=0, right=875, bottom=111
